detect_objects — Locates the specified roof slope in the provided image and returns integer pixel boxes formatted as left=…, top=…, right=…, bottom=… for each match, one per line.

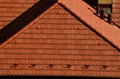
left=59, top=0, right=120, bottom=50
left=0, top=0, right=57, bottom=44
left=0, top=0, right=39, bottom=30
left=0, top=0, right=120, bottom=77
left=112, top=0, right=120, bottom=28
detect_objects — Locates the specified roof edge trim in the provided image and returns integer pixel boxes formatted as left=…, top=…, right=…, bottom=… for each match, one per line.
left=58, top=0, right=120, bottom=51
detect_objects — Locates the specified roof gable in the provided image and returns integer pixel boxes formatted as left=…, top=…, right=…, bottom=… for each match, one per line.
left=0, top=0, right=39, bottom=30
left=59, top=0, right=120, bottom=50
left=0, top=0, right=119, bottom=51
left=0, top=3, right=120, bottom=77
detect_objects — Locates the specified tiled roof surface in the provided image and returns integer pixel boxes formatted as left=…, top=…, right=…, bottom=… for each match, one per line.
left=112, top=0, right=120, bottom=28
left=0, top=0, right=39, bottom=30
left=59, top=0, right=120, bottom=50
left=0, top=0, right=57, bottom=44
left=0, top=3, right=120, bottom=77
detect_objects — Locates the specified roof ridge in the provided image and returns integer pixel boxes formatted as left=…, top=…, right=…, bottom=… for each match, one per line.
left=58, top=0, right=120, bottom=51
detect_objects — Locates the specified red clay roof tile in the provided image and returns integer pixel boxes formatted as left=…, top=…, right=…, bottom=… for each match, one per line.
left=59, top=0, right=120, bottom=50
left=0, top=1, right=120, bottom=77
left=0, top=0, right=39, bottom=29
left=0, top=0, right=57, bottom=44
left=112, top=0, right=120, bottom=28
left=0, top=0, right=120, bottom=77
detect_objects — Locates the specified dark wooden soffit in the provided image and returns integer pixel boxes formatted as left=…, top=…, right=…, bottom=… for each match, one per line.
left=0, top=76, right=119, bottom=79
left=0, top=0, right=57, bottom=44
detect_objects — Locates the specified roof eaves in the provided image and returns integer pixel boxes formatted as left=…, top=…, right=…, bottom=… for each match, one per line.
left=58, top=0, right=120, bottom=51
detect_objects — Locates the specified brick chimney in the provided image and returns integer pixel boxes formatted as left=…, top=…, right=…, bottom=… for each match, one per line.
left=98, top=0, right=112, bottom=23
